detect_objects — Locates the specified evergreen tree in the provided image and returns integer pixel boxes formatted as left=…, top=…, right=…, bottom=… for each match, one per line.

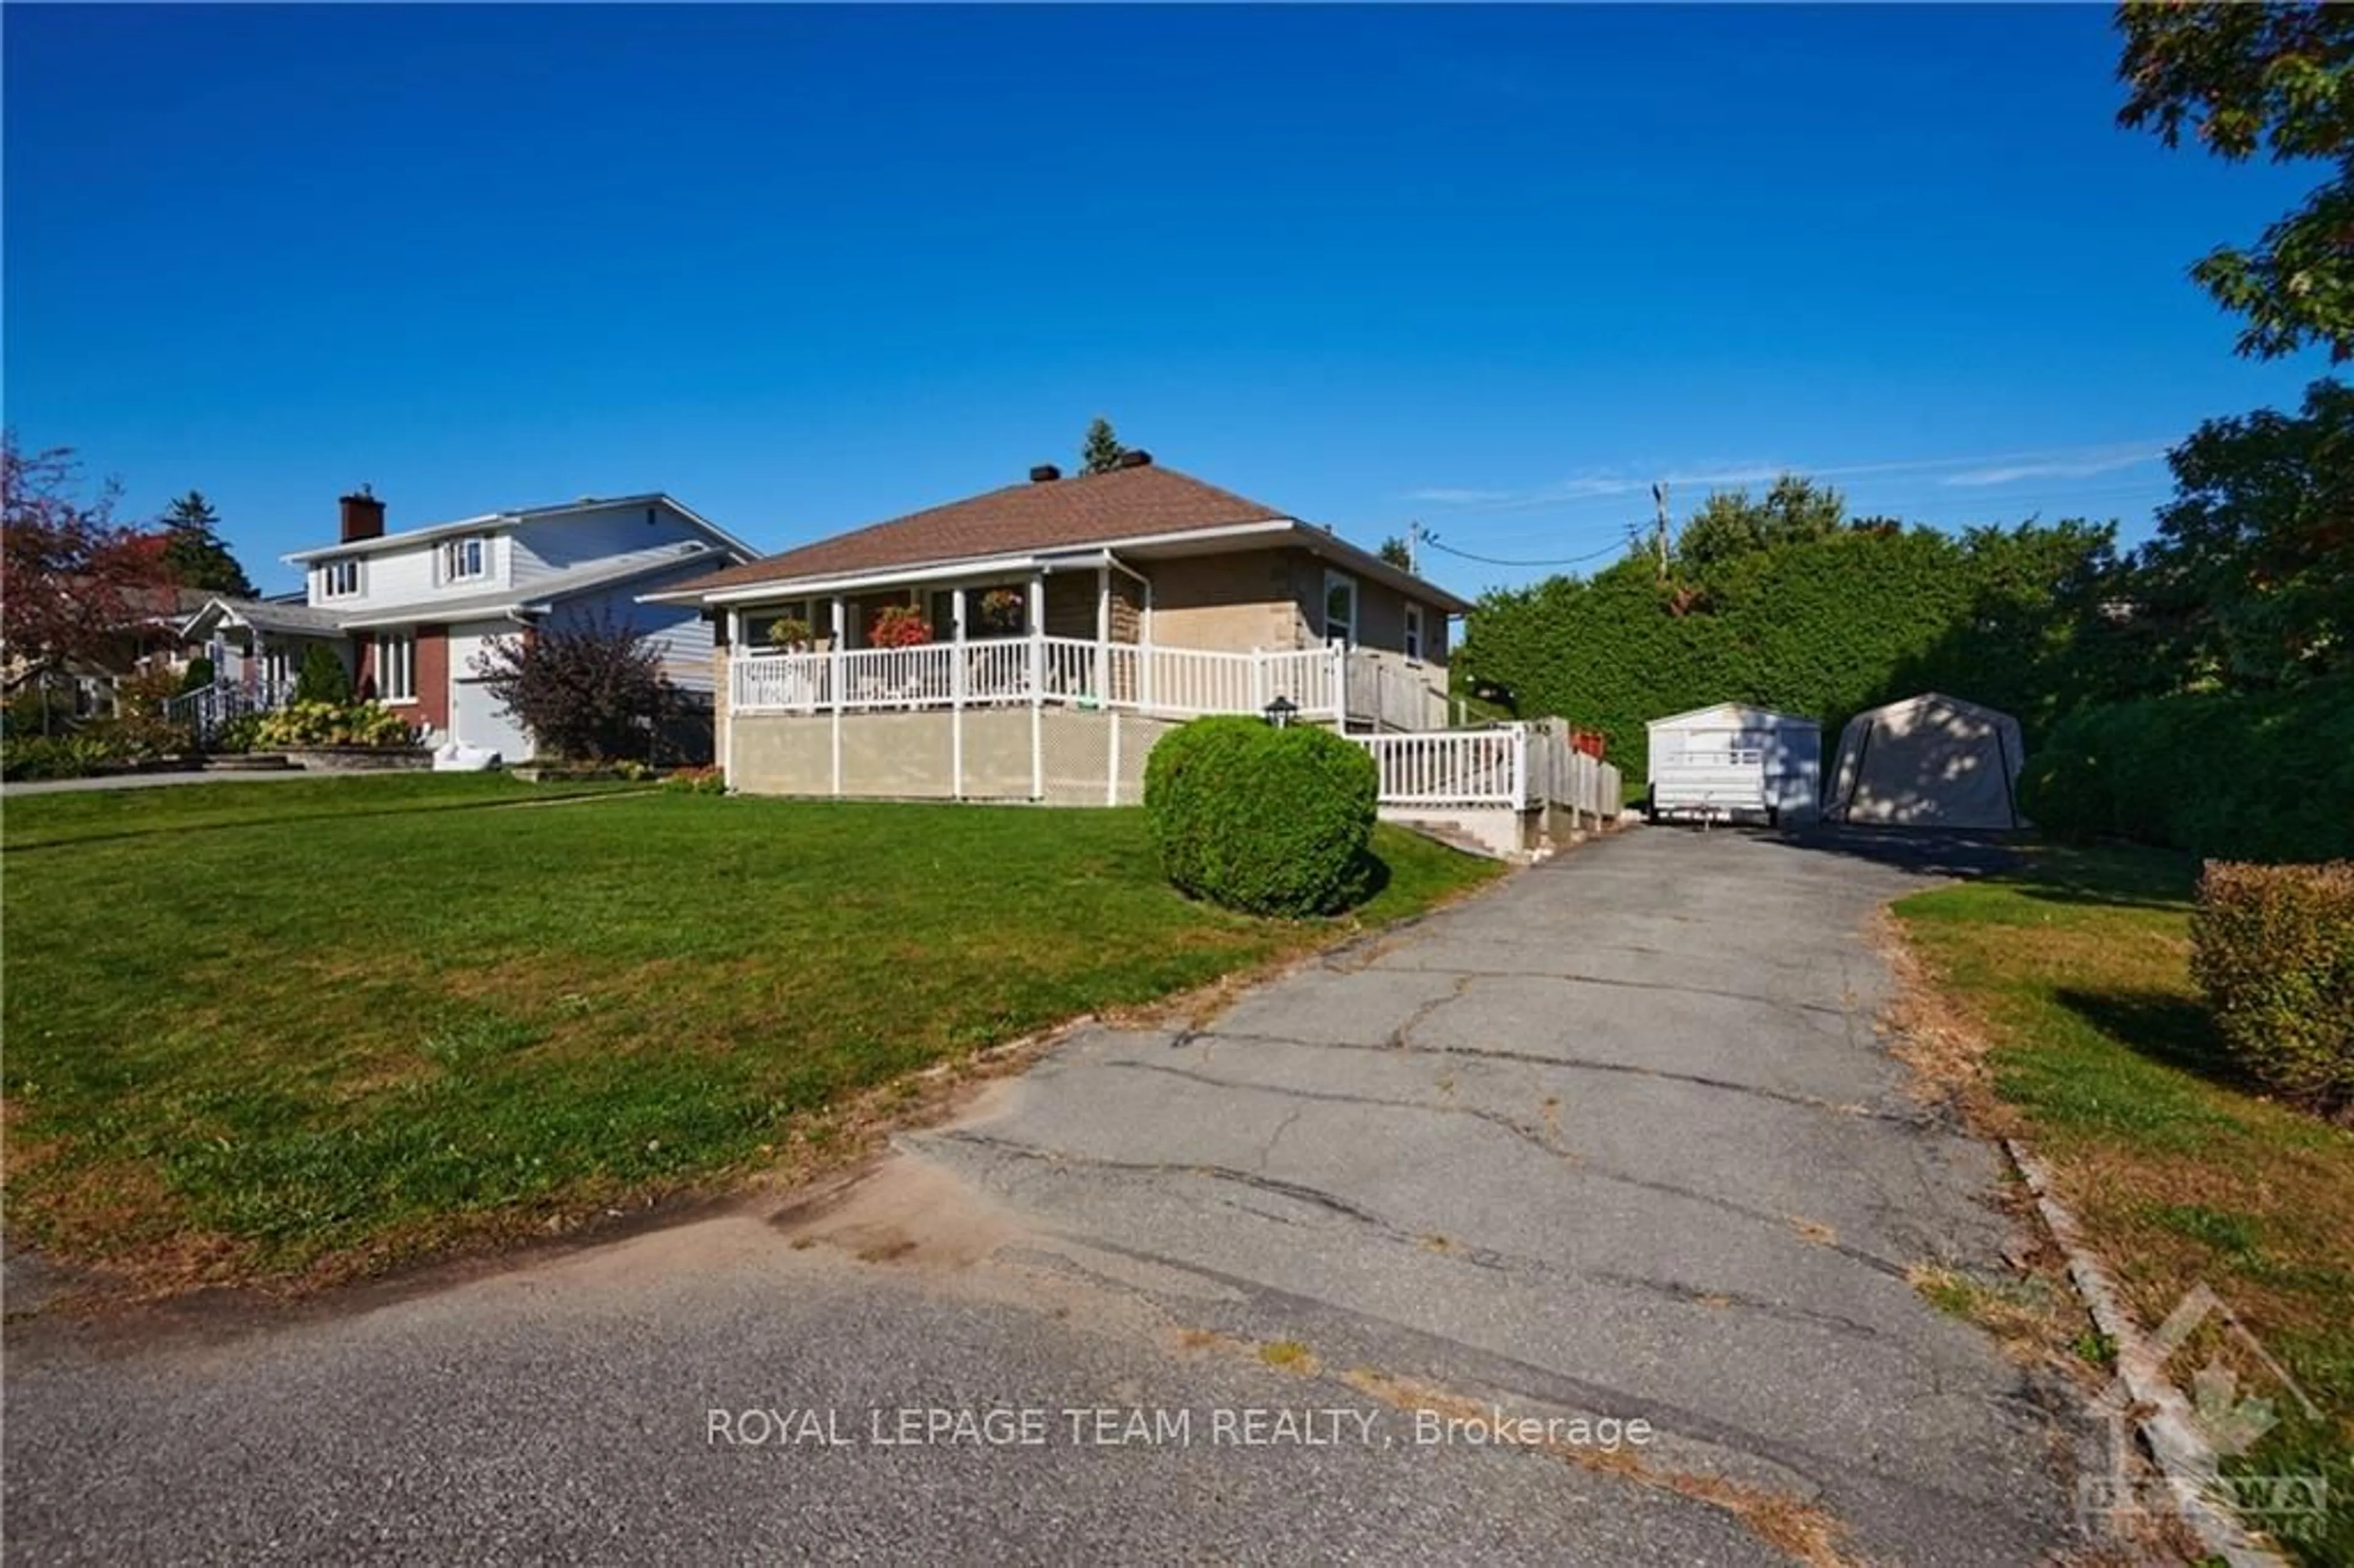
left=1079, top=417, right=1129, bottom=475
left=1378, top=536, right=1414, bottom=570
left=159, top=490, right=255, bottom=596
left=293, top=643, right=352, bottom=706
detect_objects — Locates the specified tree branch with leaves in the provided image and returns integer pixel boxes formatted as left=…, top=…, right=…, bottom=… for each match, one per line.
left=2117, top=1, right=2354, bottom=360
left=1, top=435, right=178, bottom=695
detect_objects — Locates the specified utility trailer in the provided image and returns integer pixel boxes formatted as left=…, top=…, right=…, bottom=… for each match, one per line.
left=1644, top=703, right=1821, bottom=828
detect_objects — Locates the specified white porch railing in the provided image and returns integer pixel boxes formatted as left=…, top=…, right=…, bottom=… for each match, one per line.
left=1344, top=649, right=1446, bottom=733
left=1354, top=727, right=1526, bottom=806
left=163, top=677, right=297, bottom=741
left=1354, top=721, right=1624, bottom=818
left=729, top=636, right=1351, bottom=723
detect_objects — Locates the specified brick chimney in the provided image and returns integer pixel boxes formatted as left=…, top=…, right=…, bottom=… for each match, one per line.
left=340, top=487, right=386, bottom=543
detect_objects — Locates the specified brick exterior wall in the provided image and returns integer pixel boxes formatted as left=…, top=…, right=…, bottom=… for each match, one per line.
left=413, top=625, right=451, bottom=733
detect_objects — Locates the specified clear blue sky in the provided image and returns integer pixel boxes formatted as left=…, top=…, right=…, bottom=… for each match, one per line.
left=4, top=4, right=2331, bottom=599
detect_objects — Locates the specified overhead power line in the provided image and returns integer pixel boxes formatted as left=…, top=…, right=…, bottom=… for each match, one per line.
left=1422, top=533, right=1633, bottom=569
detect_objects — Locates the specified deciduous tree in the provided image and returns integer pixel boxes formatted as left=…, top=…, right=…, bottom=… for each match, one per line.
left=2143, top=378, right=2353, bottom=685
left=1675, top=475, right=1846, bottom=566
left=471, top=609, right=682, bottom=763
left=2117, top=1, right=2354, bottom=360
left=1378, top=535, right=1414, bottom=569
left=1, top=434, right=177, bottom=695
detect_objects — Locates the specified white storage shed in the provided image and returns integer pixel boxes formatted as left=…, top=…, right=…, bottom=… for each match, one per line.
left=1823, top=692, right=2025, bottom=830
left=1644, top=702, right=1822, bottom=826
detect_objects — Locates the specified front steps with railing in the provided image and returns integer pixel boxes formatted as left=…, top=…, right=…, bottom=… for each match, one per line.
left=162, top=678, right=295, bottom=744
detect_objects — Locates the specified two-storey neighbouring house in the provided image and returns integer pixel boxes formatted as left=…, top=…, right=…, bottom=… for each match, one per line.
left=180, top=490, right=755, bottom=761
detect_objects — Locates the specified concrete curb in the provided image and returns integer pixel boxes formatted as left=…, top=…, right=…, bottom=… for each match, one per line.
left=2005, top=1139, right=2290, bottom=1568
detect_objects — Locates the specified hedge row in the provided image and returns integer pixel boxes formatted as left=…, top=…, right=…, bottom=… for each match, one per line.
left=1143, top=717, right=1378, bottom=918
left=2018, top=677, right=2354, bottom=863
left=1457, top=522, right=2141, bottom=780
left=2192, top=861, right=2354, bottom=1118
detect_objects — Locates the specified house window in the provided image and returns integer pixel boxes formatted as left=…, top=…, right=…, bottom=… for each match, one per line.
left=376, top=632, right=416, bottom=703
left=440, top=535, right=490, bottom=584
left=1323, top=569, right=1358, bottom=646
left=319, top=558, right=362, bottom=598
left=1403, top=603, right=1424, bottom=661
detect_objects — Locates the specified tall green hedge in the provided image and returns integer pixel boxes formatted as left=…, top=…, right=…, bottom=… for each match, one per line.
left=2019, top=677, right=2354, bottom=862
left=1457, top=522, right=2139, bottom=778
left=1143, top=717, right=1379, bottom=917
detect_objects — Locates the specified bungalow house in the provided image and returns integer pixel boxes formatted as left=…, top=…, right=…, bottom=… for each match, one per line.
left=2, top=583, right=215, bottom=721
left=647, top=454, right=1475, bottom=803
left=177, top=489, right=755, bottom=760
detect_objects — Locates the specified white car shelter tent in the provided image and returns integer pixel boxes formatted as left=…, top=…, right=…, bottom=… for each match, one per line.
left=1823, top=693, right=2026, bottom=830
left=1645, top=702, right=1821, bottom=826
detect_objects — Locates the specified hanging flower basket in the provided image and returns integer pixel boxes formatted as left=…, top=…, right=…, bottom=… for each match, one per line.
left=869, top=604, right=932, bottom=649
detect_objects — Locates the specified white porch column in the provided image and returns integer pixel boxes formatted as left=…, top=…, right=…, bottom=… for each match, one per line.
left=950, top=585, right=966, bottom=799
left=1028, top=571, right=1046, bottom=800
left=1095, top=563, right=1111, bottom=704
left=1139, top=574, right=1155, bottom=714
left=829, top=596, right=845, bottom=797
left=723, top=608, right=742, bottom=783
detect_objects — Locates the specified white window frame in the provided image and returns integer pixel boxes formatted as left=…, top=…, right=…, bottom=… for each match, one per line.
left=319, top=557, right=363, bottom=599
left=1403, top=603, right=1423, bottom=662
left=1322, top=569, right=1358, bottom=647
left=376, top=632, right=416, bottom=704
left=440, top=535, right=490, bottom=585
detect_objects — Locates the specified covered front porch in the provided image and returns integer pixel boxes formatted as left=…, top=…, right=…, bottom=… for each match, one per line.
left=166, top=598, right=351, bottom=739
left=721, top=554, right=1439, bottom=731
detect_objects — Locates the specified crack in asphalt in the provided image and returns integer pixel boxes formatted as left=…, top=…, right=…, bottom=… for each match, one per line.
left=1043, top=1231, right=2060, bottom=1550
left=1364, top=962, right=1857, bottom=1024
left=931, top=1127, right=1916, bottom=1288
left=1102, top=1057, right=1571, bottom=1166
left=1171, top=1027, right=1932, bottom=1128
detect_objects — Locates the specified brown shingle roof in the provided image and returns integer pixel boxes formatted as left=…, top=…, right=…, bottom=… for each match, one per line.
left=679, top=463, right=1293, bottom=595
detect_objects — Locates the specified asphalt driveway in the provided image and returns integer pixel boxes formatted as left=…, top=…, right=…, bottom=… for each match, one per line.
left=5, top=826, right=2090, bottom=1565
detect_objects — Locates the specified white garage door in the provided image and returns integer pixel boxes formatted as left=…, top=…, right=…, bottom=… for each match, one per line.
left=450, top=678, right=534, bottom=766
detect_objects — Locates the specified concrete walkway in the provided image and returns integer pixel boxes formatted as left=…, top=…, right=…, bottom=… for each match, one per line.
left=4, top=828, right=2090, bottom=1565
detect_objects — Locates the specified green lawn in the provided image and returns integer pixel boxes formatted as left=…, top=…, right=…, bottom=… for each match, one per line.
left=2, top=776, right=1499, bottom=1293
left=1897, top=847, right=2353, bottom=1565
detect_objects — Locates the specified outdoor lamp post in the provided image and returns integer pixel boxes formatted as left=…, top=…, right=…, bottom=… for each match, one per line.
left=1262, top=694, right=1298, bottom=729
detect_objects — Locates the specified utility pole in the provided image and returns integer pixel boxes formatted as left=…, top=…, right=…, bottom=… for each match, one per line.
left=1407, top=519, right=1424, bottom=575
left=1651, top=482, right=1671, bottom=579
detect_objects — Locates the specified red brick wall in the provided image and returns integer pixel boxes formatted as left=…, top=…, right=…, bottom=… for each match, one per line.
left=414, top=625, right=450, bottom=733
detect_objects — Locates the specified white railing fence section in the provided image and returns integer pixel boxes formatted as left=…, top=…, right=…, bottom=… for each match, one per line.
left=1519, top=721, right=1624, bottom=821
left=1352, top=727, right=1526, bottom=807
left=162, top=677, right=297, bottom=742
left=731, top=636, right=1351, bottom=722
left=1344, top=651, right=1445, bottom=733
left=1357, top=721, right=1623, bottom=818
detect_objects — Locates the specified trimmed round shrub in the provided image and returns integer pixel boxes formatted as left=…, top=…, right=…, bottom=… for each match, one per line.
left=1144, top=717, right=1379, bottom=917
left=2192, top=861, right=2354, bottom=1118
